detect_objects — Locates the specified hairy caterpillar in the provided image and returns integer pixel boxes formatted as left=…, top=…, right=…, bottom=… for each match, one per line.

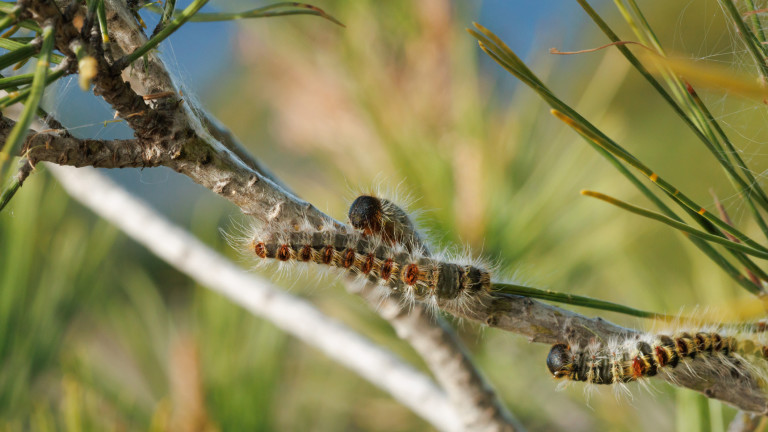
left=546, top=330, right=768, bottom=388
left=243, top=194, right=493, bottom=310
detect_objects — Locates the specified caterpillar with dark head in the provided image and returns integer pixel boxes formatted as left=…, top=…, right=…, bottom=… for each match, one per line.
left=546, top=331, right=768, bottom=387
left=244, top=194, right=492, bottom=310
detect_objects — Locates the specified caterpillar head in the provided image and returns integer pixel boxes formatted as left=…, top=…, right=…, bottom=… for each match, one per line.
left=348, top=195, right=383, bottom=236
left=547, top=343, right=575, bottom=379
left=348, top=195, right=422, bottom=252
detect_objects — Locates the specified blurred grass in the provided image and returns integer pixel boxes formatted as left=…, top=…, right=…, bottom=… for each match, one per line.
left=2, top=0, right=768, bottom=431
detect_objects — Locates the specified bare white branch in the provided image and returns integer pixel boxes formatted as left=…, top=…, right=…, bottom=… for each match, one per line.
left=48, top=164, right=461, bottom=432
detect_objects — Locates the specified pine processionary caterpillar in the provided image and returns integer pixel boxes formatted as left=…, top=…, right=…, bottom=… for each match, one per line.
left=546, top=331, right=768, bottom=388
left=242, top=194, right=492, bottom=310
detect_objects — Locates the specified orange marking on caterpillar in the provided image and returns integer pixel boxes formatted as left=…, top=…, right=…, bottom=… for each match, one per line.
left=298, top=245, right=313, bottom=262
left=630, top=357, right=645, bottom=379
left=342, top=248, right=356, bottom=268
left=254, top=242, right=267, bottom=259
left=322, top=246, right=334, bottom=265
left=403, top=264, right=420, bottom=286
left=361, top=254, right=375, bottom=274
left=380, top=259, right=395, bottom=282
left=276, top=244, right=292, bottom=261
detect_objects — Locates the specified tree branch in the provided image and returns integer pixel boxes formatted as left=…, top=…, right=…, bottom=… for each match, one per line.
left=20, top=128, right=146, bottom=169
left=100, top=1, right=288, bottom=188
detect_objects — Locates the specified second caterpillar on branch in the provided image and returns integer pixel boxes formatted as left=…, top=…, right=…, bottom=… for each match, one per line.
left=244, top=194, right=493, bottom=310
left=547, top=330, right=768, bottom=389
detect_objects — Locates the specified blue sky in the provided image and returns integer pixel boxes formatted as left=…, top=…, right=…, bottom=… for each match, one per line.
left=49, top=1, right=602, bottom=218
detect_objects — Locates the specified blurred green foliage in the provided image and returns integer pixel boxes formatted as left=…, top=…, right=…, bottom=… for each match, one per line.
left=2, top=0, right=768, bottom=430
